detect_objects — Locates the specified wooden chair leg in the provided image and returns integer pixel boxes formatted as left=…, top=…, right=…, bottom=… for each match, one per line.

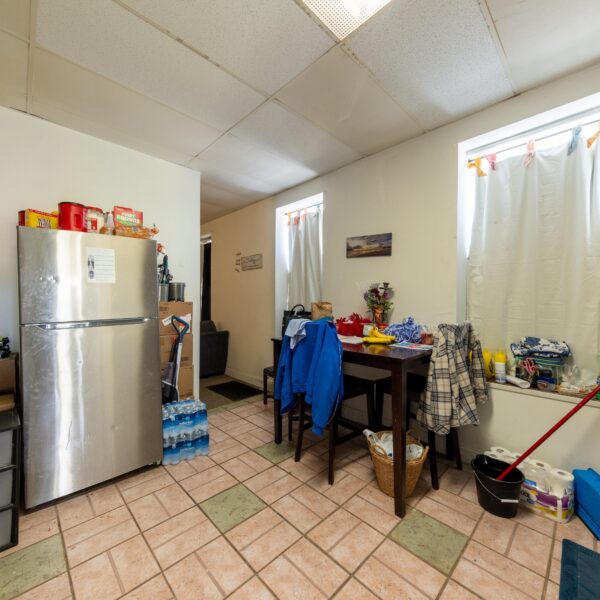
left=328, top=415, right=338, bottom=485
left=274, top=398, right=282, bottom=444
left=263, top=371, right=268, bottom=405
left=427, top=430, right=439, bottom=489
left=451, top=427, right=462, bottom=470
left=294, top=395, right=305, bottom=463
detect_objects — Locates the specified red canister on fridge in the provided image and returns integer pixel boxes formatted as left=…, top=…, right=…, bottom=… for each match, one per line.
left=58, top=202, right=86, bottom=231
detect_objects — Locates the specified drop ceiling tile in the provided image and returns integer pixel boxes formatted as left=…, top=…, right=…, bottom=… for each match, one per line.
left=192, top=133, right=317, bottom=196
left=35, top=0, right=265, bottom=130
left=0, top=30, right=28, bottom=110
left=121, top=0, right=335, bottom=94
left=0, top=0, right=30, bottom=39
left=31, top=49, right=222, bottom=163
left=486, top=0, right=600, bottom=91
left=201, top=181, right=254, bottom=210
left=347, top=0, right=514, bottom=129
left=231, top=100, right=361, bottom=174
left=276, top=47, right=423, bottom=155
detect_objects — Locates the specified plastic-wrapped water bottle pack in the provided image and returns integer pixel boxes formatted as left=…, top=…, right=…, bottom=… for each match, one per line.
left=162, top=399, right=209, bottom=465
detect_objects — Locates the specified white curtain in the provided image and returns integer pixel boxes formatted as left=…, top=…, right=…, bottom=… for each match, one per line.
left=468, top=136, right=600, bottom=380
left=288, top=206, right=322, bottom=308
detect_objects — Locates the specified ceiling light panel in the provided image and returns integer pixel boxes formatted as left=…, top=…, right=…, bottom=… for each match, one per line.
left=301, top=0, right=393, bottom=39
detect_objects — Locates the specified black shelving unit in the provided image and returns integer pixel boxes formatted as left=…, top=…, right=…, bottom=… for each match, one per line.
left=0, top=410, right=20, bottom=551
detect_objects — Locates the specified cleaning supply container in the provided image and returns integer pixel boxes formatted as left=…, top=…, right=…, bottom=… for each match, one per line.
left=472, top=454, right=524, bottom=518
left=58, top=202, right=86, bottom=231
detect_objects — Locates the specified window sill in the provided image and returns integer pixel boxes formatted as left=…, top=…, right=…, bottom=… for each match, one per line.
left=488, top=382, right=600, bottom=409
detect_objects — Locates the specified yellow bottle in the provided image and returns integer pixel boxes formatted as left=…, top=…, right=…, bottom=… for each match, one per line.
left=482, top=349, right=494, bottom=379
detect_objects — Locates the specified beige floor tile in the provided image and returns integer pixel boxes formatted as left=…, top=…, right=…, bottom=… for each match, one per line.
left=323, top=473, right=367, bottom=504
left=119, top=470, right=174, bottom=503
left=230, top=403, right=264, bottom=418
left=70, top=552, right=122, bottom=600
left=2, top=514, right=60, bottom=557
left=57, top=495, right=94, bottom=530
left=155, top=483, right=194, bottom=515
left=196, top=536, right=253, bottom=595
left=374, top=539, right=445, bottom=598
left=459, top=478, right=479, bottom=504
left=237, top=429, right=272, bottom=449
left=121, top=574, right=173, bottom=599
left=425, top=487, right=483, bottom=520
left=553, top=515, right=595, bottom=559
left=245, top=466, right=287, bottom=492
left=341, top=460, right=375, bottom=482
left=356, top=555, right=429, bottom=600
left=463, top=541, right=545, bottom=599
left=187, top=455, right=218, bottom=473
left=439, top=580, right=480, bottom=599
left=472, top=510, right=517, bottom=554
left=334, top=578, right=379, bottom=600
left=87, top=484, right=123, bottom=516
left=452, top=559, right=531, bottom=600
left=164, top=553, right=224, bottom=599
left=358, top=484, right=396, bottom=515
left=308, top=509, right=361, bottom=552
left=179, top=466, right=237, bottom=503
left=211, top=442, right=251, bottom=464
left=226, top=508, right=282, bottom=550
left=407, top=478, right=431, bottom=507
left=260, top=555, right=326, bottom=600
left=109, top=534, right=160, bottom=593
left=416, top=496, right=477, bottom=536
left=13, top=573, right=72, bottom=600
left=278, top=457, right=323, bottom=482
left=128, top=494, right=169, bottom=531
left=513, top=507, right=556, bottom=537
left=18, top=506, right=57, bottom=530
left=63, top=506, right=139, bottom=567
left=164, top=460, right=198, bottom=482
left=240, top=520, right=301, bottom=571
left=144, top=507, right=220, bottom=569
left=255, top=473, right=303, bottom=504
left=271, top=494, right=323, bottom=533
left=343, top=495, right=399, bottom=534
left=221, top=456, right=262, bottom=481
left=221, top=420, right=258, bottom=438
left=329, top=522, right=383, bottom=573
left=438, top=469, right=471, bottom=495
left=290, top=485, right=337, bottom=519
left=238, top=450, right=273, bottom=472
left=227, top=576, right=275, bottom=600
left=545, top=580, right=560, bottom=600
left=508, top=523, right=553, bottom=577
left=548, top=557, right=561, bottom=584
left=284, top=538, right=347, bottom=596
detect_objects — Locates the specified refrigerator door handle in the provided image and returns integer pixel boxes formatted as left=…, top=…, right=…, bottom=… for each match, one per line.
left=25, top=317, right=152, bottom=330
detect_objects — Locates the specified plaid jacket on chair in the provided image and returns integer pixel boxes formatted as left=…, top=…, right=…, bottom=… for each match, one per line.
left=417, top=323, right=488, bottom=434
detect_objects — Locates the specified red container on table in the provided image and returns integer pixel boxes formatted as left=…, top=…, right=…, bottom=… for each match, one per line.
left=58, top=202, right=86, bottom=231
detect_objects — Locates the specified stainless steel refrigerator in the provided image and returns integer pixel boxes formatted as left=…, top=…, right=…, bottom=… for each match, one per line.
left=17, top=227, right=162, bottom=508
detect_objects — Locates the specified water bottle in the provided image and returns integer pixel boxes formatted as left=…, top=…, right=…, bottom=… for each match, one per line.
left=195, top=429, right=209, bottom=456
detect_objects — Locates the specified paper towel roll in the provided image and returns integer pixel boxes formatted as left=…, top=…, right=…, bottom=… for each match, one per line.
left=548, top=468, right=574, bottom=496
left=490, top=446, right=512, bottom=457
left=484, top=451, right=501, bottom=460
left=530, top=459, right=552, bottom=471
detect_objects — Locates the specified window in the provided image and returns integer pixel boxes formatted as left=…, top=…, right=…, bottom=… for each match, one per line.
left=275, top=194, right=323, bottom=331
left=459, top=94, right=600, bottom=382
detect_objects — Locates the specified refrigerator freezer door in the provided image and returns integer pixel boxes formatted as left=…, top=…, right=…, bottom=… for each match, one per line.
left=21, top=319, right=162, bottom=508
left=18, top=227, right=158, bottom=324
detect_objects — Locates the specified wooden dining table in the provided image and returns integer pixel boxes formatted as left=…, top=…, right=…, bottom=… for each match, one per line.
left=272, top=337, right=432, bottom=518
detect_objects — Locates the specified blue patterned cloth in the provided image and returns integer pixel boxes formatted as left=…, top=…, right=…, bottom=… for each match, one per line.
left=384, top=317, right=422, bottom=343
left=510, top=337, right=571, bottom=359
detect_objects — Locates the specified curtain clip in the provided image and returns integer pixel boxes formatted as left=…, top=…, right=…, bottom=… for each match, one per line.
left=467, top=156, right=487, bottom=177
left=567, top=124, right=581, bottom=155
left=485, top=153, right=497, bottom=171
left=523, top=139, right=535, bottom=166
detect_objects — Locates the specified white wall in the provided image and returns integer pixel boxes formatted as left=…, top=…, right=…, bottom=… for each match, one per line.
left=205, top=62, right=600, bottom=471
left=0, top=107, right=201, bottom=395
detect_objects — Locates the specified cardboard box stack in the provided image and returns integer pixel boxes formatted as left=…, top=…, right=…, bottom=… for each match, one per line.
left=0, top=355, right=17, bottom=412
left=159, top=301, right=194, bottom=399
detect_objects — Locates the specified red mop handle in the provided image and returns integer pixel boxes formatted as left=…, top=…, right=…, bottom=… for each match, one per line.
left=497, top=384, right=600, bottom=481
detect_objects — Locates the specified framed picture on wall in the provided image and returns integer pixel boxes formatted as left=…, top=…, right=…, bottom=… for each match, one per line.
left=346, top=233, right=392, bottom=258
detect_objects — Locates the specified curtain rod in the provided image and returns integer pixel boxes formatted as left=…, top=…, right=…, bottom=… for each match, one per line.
left=285, top=201, right=323, bottom=216
left=467, top=105, right=600, bottom=159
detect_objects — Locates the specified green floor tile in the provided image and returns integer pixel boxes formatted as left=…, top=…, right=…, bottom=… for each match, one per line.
left=0, top=535, right=66, bottom=599
left=200, top=484, right=266, bottom=533
left=255, top=440, right=296, bottom=464
left=388, top=509, right=467, bottom=574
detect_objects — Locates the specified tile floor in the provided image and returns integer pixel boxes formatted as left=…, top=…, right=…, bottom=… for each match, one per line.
left=0, top=379, right=597, bottom=599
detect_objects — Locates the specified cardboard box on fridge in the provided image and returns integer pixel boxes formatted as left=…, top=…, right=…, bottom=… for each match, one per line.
left=0, top=356, right=17, bottom=393
left=178, top=365, right=194, bottom=399
left=158, top=302, right=193, bottom=335
left=159, top=334, right=193, bottom=369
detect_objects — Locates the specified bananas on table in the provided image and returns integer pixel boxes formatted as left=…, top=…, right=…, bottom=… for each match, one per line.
left=362, top=327, right=396, bottom=344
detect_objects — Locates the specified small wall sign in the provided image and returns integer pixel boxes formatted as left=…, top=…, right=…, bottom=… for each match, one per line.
left=241, top=253, right=263, bottom=271
left=346, top=233, right=392, bottom=258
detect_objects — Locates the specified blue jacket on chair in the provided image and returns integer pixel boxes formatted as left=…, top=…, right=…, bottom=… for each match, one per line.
left=274, top=319, right=344, bottom=435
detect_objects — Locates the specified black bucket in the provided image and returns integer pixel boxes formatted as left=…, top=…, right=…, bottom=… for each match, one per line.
left=471, top=454, right=524, bottom=518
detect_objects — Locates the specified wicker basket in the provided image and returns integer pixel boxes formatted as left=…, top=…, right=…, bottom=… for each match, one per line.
left=368, top=430, right=429, bottom=497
